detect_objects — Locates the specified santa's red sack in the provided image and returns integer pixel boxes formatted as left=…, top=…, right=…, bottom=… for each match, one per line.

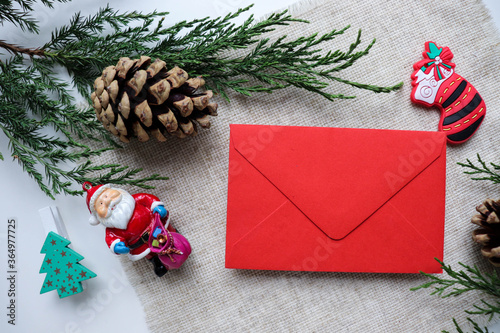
left=148, top=214, right=192, bottom=269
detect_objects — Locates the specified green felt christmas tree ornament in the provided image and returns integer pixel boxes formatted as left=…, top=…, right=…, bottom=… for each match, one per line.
left=40, top=232, right=96, bottom=298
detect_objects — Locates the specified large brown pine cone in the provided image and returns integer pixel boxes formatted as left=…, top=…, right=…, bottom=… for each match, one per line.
left=90, top=56, right=218, bottom=142
left=471, top=198, right=500, bottom=266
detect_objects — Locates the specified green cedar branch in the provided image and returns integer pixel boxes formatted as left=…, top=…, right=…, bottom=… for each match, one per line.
left=458, top=154, right=500, bottom=185
left=0, top=2, right=402, bottom=199
left=0, top=0, right=69, bottom=33
left=412, top=259, right=500, bottom=332
left=0, top=55, right=167, bottom=199
left=6, top=5, right=402, bottom=101
left=445, top=318, right=491, bottom=333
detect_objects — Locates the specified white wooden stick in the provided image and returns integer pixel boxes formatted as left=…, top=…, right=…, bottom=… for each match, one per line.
left=39, top=206, right=70, bottom=241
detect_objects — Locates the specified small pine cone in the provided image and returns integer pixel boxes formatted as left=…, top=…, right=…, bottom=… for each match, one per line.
left=471, top=198, right=500, bottom=267
left=91, top=56, right=218, bottom=143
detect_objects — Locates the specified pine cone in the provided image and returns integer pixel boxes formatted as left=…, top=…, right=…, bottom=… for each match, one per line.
left=90, top=56, right=218, bottom=142
left=471, top=198, right=500, bottom=266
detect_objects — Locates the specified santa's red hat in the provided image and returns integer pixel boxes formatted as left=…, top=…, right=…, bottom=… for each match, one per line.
left=82, top=182, right=111, bottom=226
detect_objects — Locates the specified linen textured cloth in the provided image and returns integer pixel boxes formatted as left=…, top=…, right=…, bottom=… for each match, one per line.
left=93, top=0, right=500, bottom=331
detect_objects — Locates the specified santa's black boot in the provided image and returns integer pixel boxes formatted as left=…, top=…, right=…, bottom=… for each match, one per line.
left=149, top=256, right=168, bottom=277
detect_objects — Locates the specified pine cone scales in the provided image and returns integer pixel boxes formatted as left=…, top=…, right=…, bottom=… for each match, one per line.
left=471, top=198, right=500, bottom=266
left=91, top=56, right=218, bottom=142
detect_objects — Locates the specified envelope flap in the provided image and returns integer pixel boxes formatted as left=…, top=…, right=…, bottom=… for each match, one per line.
left=230, top=125, right=446, bottom=240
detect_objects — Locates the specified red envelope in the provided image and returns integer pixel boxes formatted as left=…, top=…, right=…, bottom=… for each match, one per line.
left=225, top=125, right=446, bottom=274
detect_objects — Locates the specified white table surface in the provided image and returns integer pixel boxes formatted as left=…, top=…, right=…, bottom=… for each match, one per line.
left=1, top=1, right=500, bottom=332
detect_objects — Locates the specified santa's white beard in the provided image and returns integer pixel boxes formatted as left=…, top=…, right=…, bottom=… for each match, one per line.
left=97, top=190, right=135, bottom=229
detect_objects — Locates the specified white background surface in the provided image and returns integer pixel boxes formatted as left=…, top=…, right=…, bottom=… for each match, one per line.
left=1, top=1, right=500, bottom=332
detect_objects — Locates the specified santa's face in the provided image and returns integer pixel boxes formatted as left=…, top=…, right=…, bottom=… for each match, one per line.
left=94, top=188, right=135, bottom=229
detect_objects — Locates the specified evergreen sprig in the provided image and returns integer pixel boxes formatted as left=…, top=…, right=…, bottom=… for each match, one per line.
left=29, top=4, right=401, bottom=100
left=412, top=259, right=500, bottom=332
left=0, top=0, right=69, bottom=33
left=0, top=56, right=168, bottom=199
left=449, top=318, right=491, bottom=333
left=458, top=154, right=500, bottom=185
left=0, top=1, right=402, bottom=198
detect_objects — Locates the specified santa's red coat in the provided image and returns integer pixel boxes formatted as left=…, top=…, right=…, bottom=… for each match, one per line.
left=105, top=193, right=168, bottom=261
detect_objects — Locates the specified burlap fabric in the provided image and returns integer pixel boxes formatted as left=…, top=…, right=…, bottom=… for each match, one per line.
left=93, top=0, right=500, bottom=331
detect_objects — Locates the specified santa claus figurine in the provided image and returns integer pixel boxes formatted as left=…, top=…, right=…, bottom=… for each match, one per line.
left=82, top=182, right=191, bottom=277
